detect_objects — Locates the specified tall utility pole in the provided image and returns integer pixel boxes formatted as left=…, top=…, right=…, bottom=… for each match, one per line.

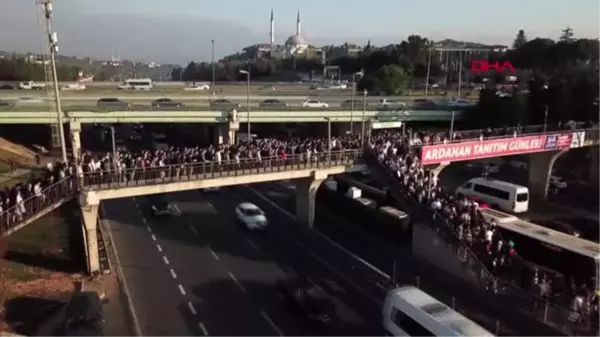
left=211, top=40, right=216, bottom=97
left=41, top=0, right=67, bottom=163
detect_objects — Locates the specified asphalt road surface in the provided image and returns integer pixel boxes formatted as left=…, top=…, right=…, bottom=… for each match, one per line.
left=248, top=181, right=565, bottom=336
left=101, top=188, right=386, bottom=336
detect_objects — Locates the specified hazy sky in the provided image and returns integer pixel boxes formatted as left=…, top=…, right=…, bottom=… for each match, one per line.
left=0, top=0, right=597, bottom=64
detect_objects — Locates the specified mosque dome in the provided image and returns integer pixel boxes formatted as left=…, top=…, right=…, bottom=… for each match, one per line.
left=285, top=34, right=306, bottom=46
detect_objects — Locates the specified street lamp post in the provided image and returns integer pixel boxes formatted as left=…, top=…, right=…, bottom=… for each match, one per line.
left=349, top=70, right=363, bottom=133
left=425, top=42, right=433, bottom=98
left=361, top=89, right=367, bottom=144
left=239, top=67, right=251, bottom=141
left=211, top=40, right=216, bottom=97
left=42, top=0, right=67, bottom=163
left=449, top=110, right=456, bottom=139
left=110, top=126, right=117, bottom=171
left=325, top=117, right=332, bottom=163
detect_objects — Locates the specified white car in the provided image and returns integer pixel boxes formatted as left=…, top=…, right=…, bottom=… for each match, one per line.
left=235, top=202, right=268, bottom=230
left=302, top=100, right=329, bottom=108
left=184, top=83, right=210, bottom=91
left=377, top=99, right=406, bottom=109
left=61, top=83, right=86, bottom=91
left=549, top=175, right=568, bottom=189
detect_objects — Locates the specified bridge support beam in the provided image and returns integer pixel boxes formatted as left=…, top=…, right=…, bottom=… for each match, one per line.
left=294, top=174, right=326, bottom=228
left=79, top=192, right=100, bottom=275
left=528, top=150, right=567, bottom=201
left=69, top=121, right=82, bottom=162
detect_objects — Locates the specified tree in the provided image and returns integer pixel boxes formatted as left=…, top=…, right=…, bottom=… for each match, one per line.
left=560, top=27, right=575, bottom=42
left=374, top=64, right=407, bottom=95
left=513, top=29, right=528, bottom=49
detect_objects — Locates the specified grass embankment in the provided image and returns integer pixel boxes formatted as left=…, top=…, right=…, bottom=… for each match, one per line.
left=0, top=200, right=85, bottom=335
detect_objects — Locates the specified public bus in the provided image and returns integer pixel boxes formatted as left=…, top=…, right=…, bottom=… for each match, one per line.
left=480, top=208, right=600, bottom=283
left=455, top=177, right=529, bottom=213
left=117, top=78, right=154, bottom=91
left=383, top=286, right=494, bottom=336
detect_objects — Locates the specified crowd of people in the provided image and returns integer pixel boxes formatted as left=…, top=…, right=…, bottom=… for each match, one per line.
left=368, top=124, right=598, bottom=327
left=0, top=121, right=597, bottom=327
left=0, top=162, right=74, bottom=230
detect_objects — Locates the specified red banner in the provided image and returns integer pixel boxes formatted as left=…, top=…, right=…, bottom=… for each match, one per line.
left=420, top=134, right=573, bottom=165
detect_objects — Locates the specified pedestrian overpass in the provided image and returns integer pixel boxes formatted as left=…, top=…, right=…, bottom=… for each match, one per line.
left=1, top=150, right=366, bottom=273
left=1, top=124, right=598, bottom=275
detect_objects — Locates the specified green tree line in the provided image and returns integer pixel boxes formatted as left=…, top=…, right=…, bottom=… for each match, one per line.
left=0, top=55, right=81, bottom=82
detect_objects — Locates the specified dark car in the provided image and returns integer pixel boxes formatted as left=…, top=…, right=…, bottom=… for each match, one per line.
left=0, top=99, right=14, bottom=108
left=277, top=277, right=334, bottom=324
left=96, top=98, right=130, bottom=110
left=61, top=292, right=103, bottom=336
left=149, top=195, right=173, bottom=216
left=152, top=98, right=183, bottom=110
left=259, top=99, right=287, bottom=108
left=340, top=99, right=360, bottom=109
left=0, top=84, right=14, bottom=90
left=210, top=99, right=241, bottom=110
left=412, top=98, right=437, bottom=109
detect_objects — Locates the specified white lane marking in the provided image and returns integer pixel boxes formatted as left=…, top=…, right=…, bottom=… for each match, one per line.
left=151, top=234, right=157, bottom=241
left=163, top=256, right=170, bottom=265
left=208, top=246, right=219, bottom=260
left=100, top=206, right=143, bottom=336
left=245, top=237, right=260, bottom=251
left=187, top=301, right=197, bottom=315
left=247, top=187, right=384, bottom=305
left=189, top=225, right=199, bottom=236
left=178, top=284, right=187, bottom=295
left=260, top=310, right=284, bottom=336
left=172, top=203, right=182, bottom=215
left=142, top=217, right=147, bottom=224
left=198, top=322, right=208, bottom=336
left=146, top=225, right=152, bottom=232
left=169, top=268, right=177, bottom=279
left=156, top=244, right=163, bottom=252
left=249, top=187, right=390, bottom=280
left=228, top=272, right=247, bottom=293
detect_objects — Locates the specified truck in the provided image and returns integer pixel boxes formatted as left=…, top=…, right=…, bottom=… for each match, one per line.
left=19, top=81, right=47, bottom=90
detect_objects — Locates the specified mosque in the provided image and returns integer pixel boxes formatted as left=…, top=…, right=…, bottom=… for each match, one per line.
left=269, top=9, right=309, bottom=56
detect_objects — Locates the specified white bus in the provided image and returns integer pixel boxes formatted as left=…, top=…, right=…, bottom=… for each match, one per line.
left=383, top=286, right=494, bottom=336
left=117, top=78, right=154, bottom=91
left=455, top=177, right=529, bottom=213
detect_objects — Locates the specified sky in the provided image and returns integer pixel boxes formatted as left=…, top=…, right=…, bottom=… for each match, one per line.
left=0, top=0, right=597, bottom=64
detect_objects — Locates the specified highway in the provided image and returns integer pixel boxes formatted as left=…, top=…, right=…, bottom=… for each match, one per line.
left=247, top=181, right=568, bottom=336
left=101, top=188, right=386, bottom=336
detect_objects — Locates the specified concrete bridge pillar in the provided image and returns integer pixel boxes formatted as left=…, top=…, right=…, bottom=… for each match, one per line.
left=69, top=121, right=82, bottom=162
left=528, top=150, right=567, bottom=201
left=79, top=192, right=100, bottom=274
left=294, top=173, right=326, bottom=228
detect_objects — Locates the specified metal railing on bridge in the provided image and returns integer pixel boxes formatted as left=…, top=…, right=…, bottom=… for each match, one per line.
left=81, top=149, right=364, bottom=190
left=364, top=149, right=598, bottom=336
left=0, top=177, right=77, bottom=236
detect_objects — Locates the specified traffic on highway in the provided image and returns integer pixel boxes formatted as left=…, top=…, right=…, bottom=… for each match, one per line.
left=2, top=118, right=598, bottom=336
left=0, top=95, right=472, bottom=112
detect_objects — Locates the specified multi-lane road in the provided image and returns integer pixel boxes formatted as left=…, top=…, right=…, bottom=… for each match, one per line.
left=102, top=188, right=385, bottom=336
left=102, top=179, right=565, bottom=336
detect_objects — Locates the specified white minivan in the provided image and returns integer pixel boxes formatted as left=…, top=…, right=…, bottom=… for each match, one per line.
left=383, top=286, right=494, bottom=336
left=117, top=78, right=154, bottom=90
left=455, top=177, right=529, bottom=213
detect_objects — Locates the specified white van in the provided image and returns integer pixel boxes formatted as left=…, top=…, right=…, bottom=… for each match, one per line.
left=455, top=177, right=529, bottom=213
left=382, top=286, right=494, bottom=337
left=117, top=78, right=154, bottom=91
